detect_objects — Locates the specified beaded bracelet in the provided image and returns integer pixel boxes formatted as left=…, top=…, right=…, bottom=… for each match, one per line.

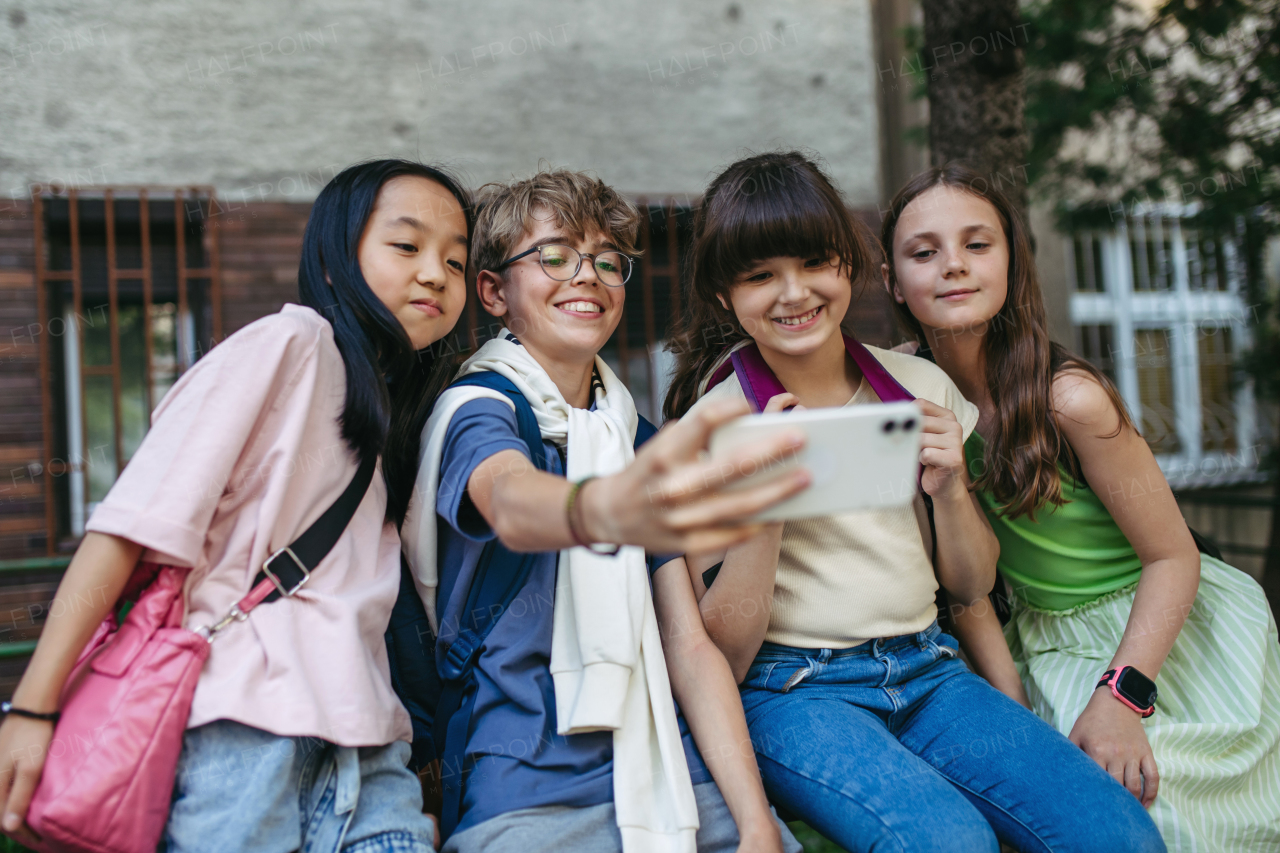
left=565, top=477, right=621, bottom=556
left=1, top=701, right=59, bottom=724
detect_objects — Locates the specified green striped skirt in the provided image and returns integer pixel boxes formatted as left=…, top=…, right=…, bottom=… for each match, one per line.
left=1004, top=556, right=1280, bottom=852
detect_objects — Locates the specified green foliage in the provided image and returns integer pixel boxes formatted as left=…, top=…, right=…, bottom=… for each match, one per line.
left=1022, top=0, right=1280, bottom=416
left=1022, top=0, right=1278, bottom=226
left=789, top=821, right=848, bottom=853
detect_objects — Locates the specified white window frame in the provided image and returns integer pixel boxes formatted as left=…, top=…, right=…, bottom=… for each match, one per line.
left=1066, top=203, right=1259, bottom=488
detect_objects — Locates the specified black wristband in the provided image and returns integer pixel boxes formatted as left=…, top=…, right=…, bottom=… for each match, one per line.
left=0, top=701, right=59, bottom=724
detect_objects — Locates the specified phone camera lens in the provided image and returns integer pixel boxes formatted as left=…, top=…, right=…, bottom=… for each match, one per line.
left=882, top=420, right=897, bottom=433
left=902, top=418, right=917, bottom=431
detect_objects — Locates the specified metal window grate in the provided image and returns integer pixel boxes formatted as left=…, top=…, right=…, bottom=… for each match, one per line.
left=34, top=187, right=221, bottom=551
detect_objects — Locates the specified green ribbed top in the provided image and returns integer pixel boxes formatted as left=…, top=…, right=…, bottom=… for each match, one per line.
left=965, top=431, right=1143, bottom=611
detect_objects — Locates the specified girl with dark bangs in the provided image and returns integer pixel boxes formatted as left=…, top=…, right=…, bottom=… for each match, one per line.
left=882, top=163, right=1280, bottom=852
left=664, top=151, right=1164, bottom=853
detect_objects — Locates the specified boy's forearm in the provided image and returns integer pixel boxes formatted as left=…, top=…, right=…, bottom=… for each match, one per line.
left=667, top=639, right=779, bottom=843
left=472, top=450, right=578, bottom=552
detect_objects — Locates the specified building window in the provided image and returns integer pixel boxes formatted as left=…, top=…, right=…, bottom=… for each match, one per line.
left=1072, top=233, right=1106, bottom=293
left=1134, top=327, right=1180, bottom=455
left=1076, top=323, right=1117, bottom=383
left=1199, top=324, right=1237, bottom=453
left=1128, top=216, right=1175, bottom=292
left=36, top=189, right=221, bottom=546
left=1066, top=206, right=1256, bottom=487
left=600, top=201, right=695, bottom=423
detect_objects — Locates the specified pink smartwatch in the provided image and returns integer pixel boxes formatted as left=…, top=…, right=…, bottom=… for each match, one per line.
left=1096, top=666, right=1157, bottom=718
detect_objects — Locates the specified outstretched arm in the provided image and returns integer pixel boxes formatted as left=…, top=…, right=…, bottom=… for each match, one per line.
left=466, top=398, right=809, bottom=556
left=654, top=557, right=782, bottom=853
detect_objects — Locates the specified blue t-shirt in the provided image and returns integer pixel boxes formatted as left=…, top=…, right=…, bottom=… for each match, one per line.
left=435, top=397, right=710, bottom=833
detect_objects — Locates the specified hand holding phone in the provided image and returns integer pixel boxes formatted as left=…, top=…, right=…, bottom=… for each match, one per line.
left=708, top=402, right=924, bottom=522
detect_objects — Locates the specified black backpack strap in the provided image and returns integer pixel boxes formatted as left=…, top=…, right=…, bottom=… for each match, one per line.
left=431, top=373, right=550, bottom=840
left=386, top=555, right=443, bottom=771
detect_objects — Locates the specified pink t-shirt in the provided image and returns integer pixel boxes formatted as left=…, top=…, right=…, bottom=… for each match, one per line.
left=86, top=304, right=411, bottom=747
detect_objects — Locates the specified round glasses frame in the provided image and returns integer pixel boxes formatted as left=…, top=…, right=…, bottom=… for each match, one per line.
left=497, top=243, right=634, bottom=287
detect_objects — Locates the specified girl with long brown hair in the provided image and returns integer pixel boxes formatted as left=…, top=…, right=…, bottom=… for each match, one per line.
left=665, top=151, right=1164, bottom=853
left=881, top=162, right=1280, bottom=852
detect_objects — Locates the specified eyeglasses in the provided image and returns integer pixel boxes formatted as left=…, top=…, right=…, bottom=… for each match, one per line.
left=497, top=243, right=633, bottom=287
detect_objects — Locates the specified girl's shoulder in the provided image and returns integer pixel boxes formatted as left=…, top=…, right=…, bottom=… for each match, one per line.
left=686, top=368, right=745, bottom=414
left=863, top=344, right=979, bottom=432
left=1050, top=369, right=1126, bottom=436
left=863, top=343, right=948, bottom=381
left=223, top=303, right=331, bottom=351
left=198, top=304, right=332, bottom=371
left=151, top=304, right=335, bottom=419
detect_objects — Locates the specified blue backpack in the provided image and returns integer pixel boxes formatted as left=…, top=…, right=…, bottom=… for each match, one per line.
left=384, top=371, right=656, bottom=839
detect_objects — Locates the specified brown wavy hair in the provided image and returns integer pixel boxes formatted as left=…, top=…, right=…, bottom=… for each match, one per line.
left=881, top=163, right=1132, bottom=518
left=663, top=151, right=874, bottom=420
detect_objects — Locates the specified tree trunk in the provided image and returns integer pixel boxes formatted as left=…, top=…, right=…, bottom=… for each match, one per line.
left=921, top=0, right=1030, bottom=216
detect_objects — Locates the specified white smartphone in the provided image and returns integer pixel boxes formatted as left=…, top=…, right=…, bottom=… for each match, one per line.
left=708, top=401, right=924, bottom=522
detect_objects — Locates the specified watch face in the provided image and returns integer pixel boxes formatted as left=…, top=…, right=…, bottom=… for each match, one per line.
left=1116, top=667, right=1158, bottom=708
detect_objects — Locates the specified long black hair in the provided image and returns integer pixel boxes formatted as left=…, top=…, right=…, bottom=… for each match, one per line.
left=297, top=159, right=473, bottom=522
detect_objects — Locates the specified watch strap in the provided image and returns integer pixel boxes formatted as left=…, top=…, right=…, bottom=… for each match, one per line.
left=1097, top=666, right=1156, bottom=718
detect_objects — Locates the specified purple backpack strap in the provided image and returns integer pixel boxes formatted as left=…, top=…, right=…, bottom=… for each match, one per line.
left=841, top=335, right=916, bottom=403
left=706, top=334, right=918, bottom=411
left=729, top=345, right=787, bottom=413
left=706, top=334, right=928, bottom=490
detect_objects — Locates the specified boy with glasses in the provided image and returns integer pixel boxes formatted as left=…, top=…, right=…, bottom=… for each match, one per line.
left=398, top=170, right=802, bottom=853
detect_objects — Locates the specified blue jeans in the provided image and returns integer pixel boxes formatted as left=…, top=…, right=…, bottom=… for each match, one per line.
left=740, top=623, right=1166, bottom=853
left=164, top=720, right=437, bottom=853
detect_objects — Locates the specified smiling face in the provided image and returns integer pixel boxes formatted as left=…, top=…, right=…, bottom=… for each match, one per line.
left=721, top=254, right=851, bottom=361
left=477, top=207, right=625, bottom=367
left=356, top=175, right=469, bottom=351
left=885, top=184, right=1009, bottom=336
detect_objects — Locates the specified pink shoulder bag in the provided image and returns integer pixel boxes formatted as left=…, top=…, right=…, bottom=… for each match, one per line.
left=24, top=455, right=376, bottom=853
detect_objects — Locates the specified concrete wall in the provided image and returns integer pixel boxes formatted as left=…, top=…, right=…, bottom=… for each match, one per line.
left=1, top=0, right=881, bottom=203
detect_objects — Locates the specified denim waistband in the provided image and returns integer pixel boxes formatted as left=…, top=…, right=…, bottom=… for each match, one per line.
left=754, top=620, right=943, bottom=662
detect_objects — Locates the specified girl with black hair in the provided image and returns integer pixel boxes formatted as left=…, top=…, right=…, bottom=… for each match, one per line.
left=0, top=159, right=472, bottom=853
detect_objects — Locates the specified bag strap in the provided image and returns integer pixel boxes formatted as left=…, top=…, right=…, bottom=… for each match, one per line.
left=722, top=334, right=915, bottom=411
left=197, top=453, right=377, bottom=640
left=433, top=372, right=550, bottom=839
left=432, top=372, right=656, bottom=839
